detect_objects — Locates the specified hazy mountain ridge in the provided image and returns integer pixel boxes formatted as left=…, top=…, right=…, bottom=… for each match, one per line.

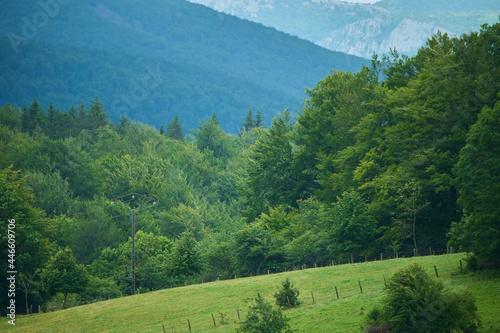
left=0, top=0, right=365, bottom=132
left=187, top=0, right=499, bottom=58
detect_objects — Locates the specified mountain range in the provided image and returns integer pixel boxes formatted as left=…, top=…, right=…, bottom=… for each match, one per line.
left=187, top=0, right=500, bottom=58
left=0, top=0, right=365, bottom=133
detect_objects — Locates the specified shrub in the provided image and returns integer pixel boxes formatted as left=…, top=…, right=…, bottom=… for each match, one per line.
left=365, top=263, right=480, bottom=332
left=274, top=278, right=301, bottom=308
left=237, top=293, right=294, bottom=333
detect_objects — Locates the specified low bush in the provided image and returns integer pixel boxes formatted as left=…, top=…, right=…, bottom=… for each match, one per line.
left=365, top=263, right=480, bottom=332
left=274, top=278, right=301, bottom=308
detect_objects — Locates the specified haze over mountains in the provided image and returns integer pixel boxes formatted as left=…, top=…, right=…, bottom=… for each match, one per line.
left=0, top=0, right=365, bottom=132
left=187, top=0, right=500, bottom=58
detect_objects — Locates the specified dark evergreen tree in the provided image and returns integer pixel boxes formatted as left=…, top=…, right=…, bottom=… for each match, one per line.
left=159, top=125, right=165, bottom=135
left=76, top=103, right=87, bottom=132
left=46, top=102, right=56, bottom=138
left=166, top=114, right=183, bottom=141
left=27, top=98, right=44, bottom=135
left=255, top=109, right=264, bottom=127
left=21, top=104, right=30, bottom=133
left=88, top=96, right=109, bottom=131
left=242, top=108, right=256, bottom=131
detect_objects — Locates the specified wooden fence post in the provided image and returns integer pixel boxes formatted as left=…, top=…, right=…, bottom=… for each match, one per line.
left=311, top=291, right=315, bottom=303
left=434, top=265, right=439, bottom=278
left=358, top=280, right=363, bottom=294
left=380, top=253, right=383, bottom=261
left=163, top=325, right=166, bottom=333
left=212, top=313, right=216, bottom=326
left=383, top=275, right=387, bottom=287
left=237, top=308, right=240, bottom=320
left=335, top=286, right=339, bottom=299
left=187, top=319, right=191, bottom=332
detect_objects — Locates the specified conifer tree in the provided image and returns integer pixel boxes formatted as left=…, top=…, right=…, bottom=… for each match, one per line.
left=88, top=96, right=109, bottom=131
left=46, top=102, right=56, bottom=138
left=243, top=108, right=256, bottom=131
left=166, top=114, right=183, bottom=141
left=255, top=109, right=264, bottom=127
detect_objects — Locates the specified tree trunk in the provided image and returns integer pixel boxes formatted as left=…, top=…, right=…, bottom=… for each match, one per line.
left=185, top=275, right=189, bottom=286
left=413, top=211, right=418, bottom=256
left=63, top=291, right=68, bottom=309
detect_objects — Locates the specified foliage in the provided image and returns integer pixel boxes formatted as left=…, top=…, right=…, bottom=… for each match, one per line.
left=243, top=110, right=296, bottom=222
left=0, top=19, right=499, bottom=314
left=328, top=191, right=377, bottom=261
left=41, top=248, right=89, bottom=309
left=233, top=224, right=286, bottom=276
left=274, top=278, right=301, bottom=308
left=0, top=165, right=54, bottom=313
left=365, top=263, right=480, bottom=332
left=166, top=114, right=184, bottom=141
left=449, top=102, right=500, bottom=269
left=0, top=0, right=364, bottom=133
left=238, top=293, right=294, bottom=333
left=169, top=231, right=204, bottom=286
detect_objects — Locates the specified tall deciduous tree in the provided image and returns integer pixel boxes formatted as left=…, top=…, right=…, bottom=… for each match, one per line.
left=41, top=248, right=89, bottom=309
left=243, top=110, right=296, bottom=222
left=169, top=231, right=203, bottom=286
left=192, top=113, right=234, bottom=163
left=329, top=190, right=377, bottom=262
left=0, top=166, right=53, bottom=312
left=449, top=102, right=500, bottom=269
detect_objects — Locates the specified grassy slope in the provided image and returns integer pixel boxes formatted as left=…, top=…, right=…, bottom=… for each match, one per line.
left=2, top=254, right=499, bottom=332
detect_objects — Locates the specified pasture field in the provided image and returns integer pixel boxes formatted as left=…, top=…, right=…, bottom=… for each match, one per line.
left=2, top=253, right=499, bottom=332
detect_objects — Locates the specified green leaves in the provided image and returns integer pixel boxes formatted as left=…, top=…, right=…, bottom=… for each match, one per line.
left=243, top=110, right=296, bottom=222
left=274, top=278, right=301, bottom=308
left=41, top=248, right=89, bottom=309
left=450, top=102, right=500, bottom=268
left=238, top=293, right=293, bottom=333
left=366, top=263, right=480, bottom=332
left=169, top=231, right=203, bottom=286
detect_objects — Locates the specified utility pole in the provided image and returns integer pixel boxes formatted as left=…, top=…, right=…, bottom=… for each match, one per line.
left=131, top=208, right=135, bottom=295
left=111, top=193, right=156, bottom=296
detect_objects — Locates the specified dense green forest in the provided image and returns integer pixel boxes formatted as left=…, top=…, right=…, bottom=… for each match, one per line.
left=1, top=22, right=499, bottom=314
left=0, top=0, right=365, bottom=133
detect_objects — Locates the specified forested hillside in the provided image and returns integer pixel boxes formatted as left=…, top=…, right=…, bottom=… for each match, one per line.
left=0, top=0, right=365, bottom=133
left=0, top=22, right=499, bottom=315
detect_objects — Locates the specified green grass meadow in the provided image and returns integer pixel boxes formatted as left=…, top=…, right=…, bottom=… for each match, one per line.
left=2, top=254, right=499, bottom=332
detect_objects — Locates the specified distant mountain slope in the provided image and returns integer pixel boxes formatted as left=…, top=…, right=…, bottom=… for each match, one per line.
left=0, top=0, right=365, bottom=132
left=187, top=0, right=500, bottom=58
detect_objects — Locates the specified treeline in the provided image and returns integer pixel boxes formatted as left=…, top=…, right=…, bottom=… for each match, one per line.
left=1, top=22, right=499, bottom=314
